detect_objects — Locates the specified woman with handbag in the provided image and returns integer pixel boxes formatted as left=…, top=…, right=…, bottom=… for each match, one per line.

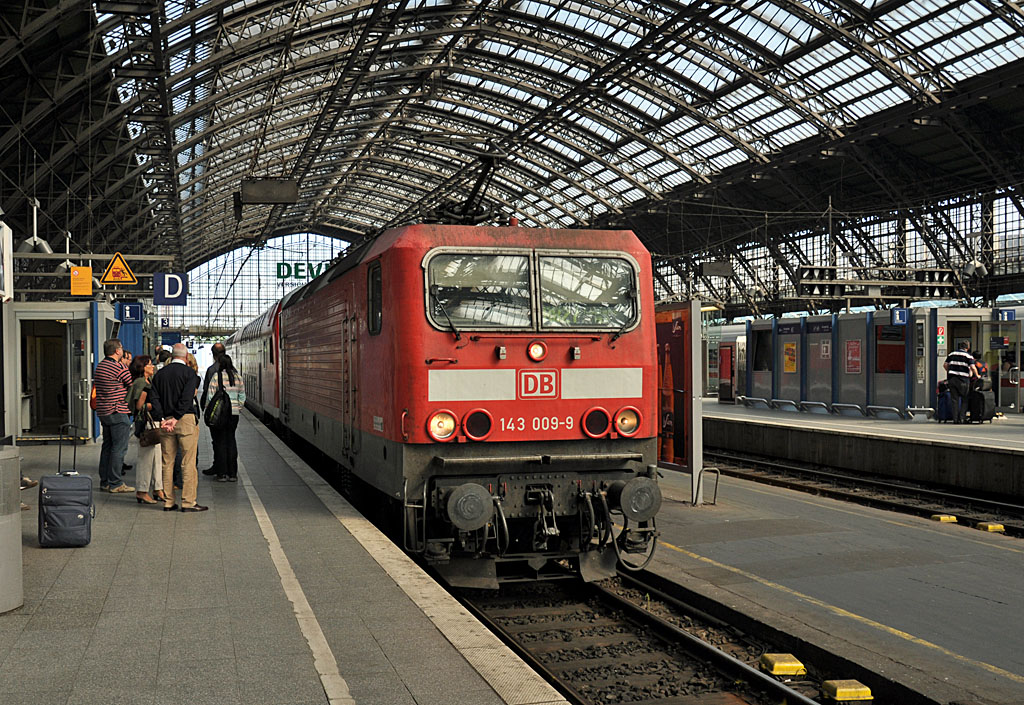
left=126, top=356, right=163, bottom=504
left=206, top=354, right=246, bottom=482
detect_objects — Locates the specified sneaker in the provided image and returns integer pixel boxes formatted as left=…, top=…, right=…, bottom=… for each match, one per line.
left=20, top=477, right=38, bottom=490
left=108, top=484, right=136, bottom=493
left=201, top=467, right=218, bottom=476
left=20, top=502, right=30, bottom=511
left=227, top=476, right=237, bottom=483
left=217, top=475, right=228, bottom=482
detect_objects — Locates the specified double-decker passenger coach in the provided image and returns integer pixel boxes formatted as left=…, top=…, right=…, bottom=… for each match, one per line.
left=233, top=224, right=662, bottom=587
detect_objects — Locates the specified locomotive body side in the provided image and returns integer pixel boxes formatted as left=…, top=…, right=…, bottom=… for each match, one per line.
left=274, top=224, right=662, bottom=587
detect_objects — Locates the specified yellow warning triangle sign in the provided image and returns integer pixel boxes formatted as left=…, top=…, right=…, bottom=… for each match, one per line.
left=99, top=252, right=138, bottom=286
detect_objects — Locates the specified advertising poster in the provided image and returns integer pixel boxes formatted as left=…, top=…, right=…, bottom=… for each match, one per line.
left=845, top=339, right=862, bottom=374
left=655, top=306, right=688, bottom=466
left=783, top=342, right=797, bottom=373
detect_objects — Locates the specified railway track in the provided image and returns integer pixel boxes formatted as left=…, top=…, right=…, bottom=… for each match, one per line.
left=705, top=449, right=1024, bottom=536
left=458, top=578, right=823, bottom=705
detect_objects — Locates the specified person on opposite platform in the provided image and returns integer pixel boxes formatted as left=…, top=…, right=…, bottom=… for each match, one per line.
left=943, top=340, right=979, bottom=424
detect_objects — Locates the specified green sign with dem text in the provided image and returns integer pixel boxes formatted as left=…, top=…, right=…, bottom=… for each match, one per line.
left=276, top=262, right=330, bottom=280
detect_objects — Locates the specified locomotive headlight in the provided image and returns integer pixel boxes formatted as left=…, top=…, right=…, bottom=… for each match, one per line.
left=527, top=340, right=548, bottom=362
left=614, top=407, right=641, bottom=437
left=607, top=477, right=662, bottom=522
left=427, top=410, right=458, bottom=441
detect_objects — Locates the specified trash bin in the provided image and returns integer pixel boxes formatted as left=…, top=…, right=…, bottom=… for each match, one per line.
left=0, top=447, right=24, bottom=613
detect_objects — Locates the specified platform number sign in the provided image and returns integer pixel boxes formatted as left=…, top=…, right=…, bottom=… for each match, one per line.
left=937, top=325, right=946, bottom=346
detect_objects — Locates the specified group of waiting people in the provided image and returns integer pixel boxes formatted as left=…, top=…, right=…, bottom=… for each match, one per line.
left=92, top=338, right=245, bottom=512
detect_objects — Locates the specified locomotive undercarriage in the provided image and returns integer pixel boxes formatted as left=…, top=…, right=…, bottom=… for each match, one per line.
left=403, top=463, right=662, bottom=589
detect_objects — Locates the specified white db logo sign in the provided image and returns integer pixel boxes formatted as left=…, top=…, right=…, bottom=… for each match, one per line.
left=518, top=370, right=558, bottom=399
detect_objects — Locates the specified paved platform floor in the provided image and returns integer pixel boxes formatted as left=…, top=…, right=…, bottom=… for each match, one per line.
left=653, top=467, right=1024, bottom=705
left=1, top=412, right=565, bottom=705
left=703, top=398, right=1024, bottom=451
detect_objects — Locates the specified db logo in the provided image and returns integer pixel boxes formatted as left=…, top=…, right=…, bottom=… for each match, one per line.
left=518, top=369, right=559, bottom=399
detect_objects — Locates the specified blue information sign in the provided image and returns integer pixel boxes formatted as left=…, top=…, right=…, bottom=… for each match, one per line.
left=997, top=309, right=1016, bottom=322
left=890, top=308, right=909, bottom=325
left=121, top=303, right=143, bottom=323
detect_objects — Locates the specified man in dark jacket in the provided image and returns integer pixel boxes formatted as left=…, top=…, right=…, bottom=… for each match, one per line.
left=149, top=343, right=207, bottom=512
left=200, top=341, right=225, bottom=476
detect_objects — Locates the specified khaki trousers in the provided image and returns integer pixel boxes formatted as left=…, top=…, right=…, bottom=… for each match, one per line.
left=160, top=414, right=199, bottom=508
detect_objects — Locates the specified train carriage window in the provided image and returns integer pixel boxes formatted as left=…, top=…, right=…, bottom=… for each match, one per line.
left=368, top=262, right=382, bottom=335
left=538, top=256, right=636, bottom=329
left=427, top=254, right=531, bottom=328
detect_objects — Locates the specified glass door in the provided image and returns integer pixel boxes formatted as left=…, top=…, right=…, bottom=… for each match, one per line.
left=980, top=320, right=1021, bottom=413
left=66, top=316, right=91, bottom=439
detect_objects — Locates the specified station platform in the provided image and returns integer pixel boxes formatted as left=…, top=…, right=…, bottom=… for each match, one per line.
left=652, top=466, right=1024, bottom=705
left=1, top=412, right=566, bottom=705
left=702, top=399, right=1024, bottom=499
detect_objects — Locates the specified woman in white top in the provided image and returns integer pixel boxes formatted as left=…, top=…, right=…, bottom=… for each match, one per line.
left=207, top=354, right=246, bottom=481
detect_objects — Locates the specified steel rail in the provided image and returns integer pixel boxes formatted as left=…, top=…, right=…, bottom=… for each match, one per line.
left=460, top=581, right=820, bottom=705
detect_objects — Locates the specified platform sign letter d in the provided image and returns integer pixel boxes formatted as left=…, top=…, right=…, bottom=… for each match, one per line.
left=155, top=273, right=188, bottom=306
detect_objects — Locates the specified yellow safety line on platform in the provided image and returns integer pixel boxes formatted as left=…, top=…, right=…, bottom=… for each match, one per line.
left=657, top=538, right=1024, bottom=685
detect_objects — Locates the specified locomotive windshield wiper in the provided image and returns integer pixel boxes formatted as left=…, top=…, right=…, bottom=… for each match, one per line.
left=609, top=289, right=637, bottom=343
left=430, top=285, right=462, bottom=341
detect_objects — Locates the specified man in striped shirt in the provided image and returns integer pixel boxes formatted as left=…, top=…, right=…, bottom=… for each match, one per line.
left=94, top=338, right=135, bottom=492
left=944, top=341, right=979, bottom=424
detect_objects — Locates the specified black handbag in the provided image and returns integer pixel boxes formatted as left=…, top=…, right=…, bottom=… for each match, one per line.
left=204, top=370, right=231, bottom=429
left=139, top=411, right=161, bottom=447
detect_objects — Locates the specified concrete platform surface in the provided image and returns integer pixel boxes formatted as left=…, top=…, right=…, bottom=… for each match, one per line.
left=704, top=398, right=1024, bottom=450
left=653, top=467, right=1024, bottom=705
left=1, top=411, right=566, bottom=705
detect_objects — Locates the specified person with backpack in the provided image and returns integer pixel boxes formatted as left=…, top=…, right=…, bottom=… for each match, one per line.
left=971, top=352, right=989, bottom=392
left=205, top=354, right=246, bottom=482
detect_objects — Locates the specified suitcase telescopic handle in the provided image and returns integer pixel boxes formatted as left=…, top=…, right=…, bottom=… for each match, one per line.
left=58, top=423, right=81, bottom=473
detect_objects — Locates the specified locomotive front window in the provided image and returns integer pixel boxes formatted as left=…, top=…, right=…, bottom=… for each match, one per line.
left=428, top=254, right=532, bottom=328
left=539, top=256, right=637, bottom=329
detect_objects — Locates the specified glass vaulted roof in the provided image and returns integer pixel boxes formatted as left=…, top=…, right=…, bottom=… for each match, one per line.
left=5, top=0, right=1024, bottom=271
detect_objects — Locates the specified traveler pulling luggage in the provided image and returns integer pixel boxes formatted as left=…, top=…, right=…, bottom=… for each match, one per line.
left=38, top=425, right=95, bottom=548
left=936, top=381, right=955, bottom=423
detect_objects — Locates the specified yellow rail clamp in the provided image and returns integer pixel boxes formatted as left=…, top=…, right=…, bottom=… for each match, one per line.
left=976, top=522, right=1005, bottom=532
left=930, top=514, right=957, bottom=523
left=822, top=679, right=873, bottom=701
left=759, top=653, right=807, bottom=676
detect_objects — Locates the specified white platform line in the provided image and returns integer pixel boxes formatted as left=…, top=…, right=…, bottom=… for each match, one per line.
left=237, top=458, right=356, bottom=705
left=243, top=411, right=567, bottom=705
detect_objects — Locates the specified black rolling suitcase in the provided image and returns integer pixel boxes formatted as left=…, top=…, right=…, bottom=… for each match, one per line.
left=38, top=425, right=94, bottom=548
left=968, top=389, right=996, bottom=424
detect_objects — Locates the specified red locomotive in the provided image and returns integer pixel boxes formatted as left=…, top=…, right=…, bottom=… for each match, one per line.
left=229, top=224, right=662, bottom=588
